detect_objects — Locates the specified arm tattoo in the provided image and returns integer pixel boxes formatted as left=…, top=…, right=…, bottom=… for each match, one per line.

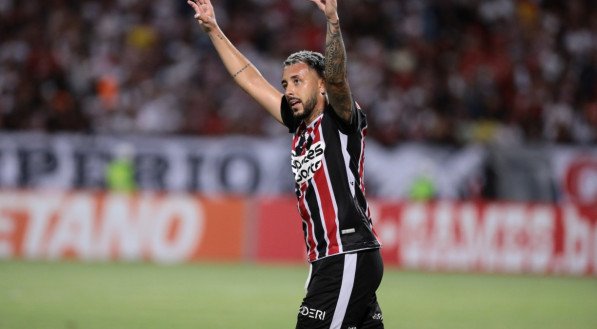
left=324, top=20, right=353, bottom=122
left=324, top=21, right=346, bottom=84
left=210, top=32, right=225, bottom=41
left=233, top=63, right=251, bottom=78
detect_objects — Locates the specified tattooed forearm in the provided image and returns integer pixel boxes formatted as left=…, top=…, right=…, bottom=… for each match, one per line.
left=324, top=19, right=353, bottom=122
left=324, top=21, right=346, bottom=84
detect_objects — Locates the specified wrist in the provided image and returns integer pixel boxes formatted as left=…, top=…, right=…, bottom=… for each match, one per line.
left=327, top=17, right=340, bottom=33
left=327, top=16, right=339, bottom=25
left=207, top=25, right=224, bottom=40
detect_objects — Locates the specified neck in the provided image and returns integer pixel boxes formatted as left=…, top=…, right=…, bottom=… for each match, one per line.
left=304, top=107, right=324, bottom=126
left=303, top=95, right=327, bottom=125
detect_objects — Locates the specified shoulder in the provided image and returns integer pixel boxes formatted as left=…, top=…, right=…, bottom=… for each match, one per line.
left=325, top=100, right=366, bottom=134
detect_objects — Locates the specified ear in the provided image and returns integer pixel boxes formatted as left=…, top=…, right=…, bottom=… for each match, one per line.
left=319, top=79, right=326, bottom=95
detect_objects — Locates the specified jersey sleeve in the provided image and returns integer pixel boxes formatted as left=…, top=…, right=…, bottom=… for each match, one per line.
left=280, top=96, right=298, bottom=133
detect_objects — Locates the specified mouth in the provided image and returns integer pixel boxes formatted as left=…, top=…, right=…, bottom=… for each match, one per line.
left=288, top=97, right=301, bottom=109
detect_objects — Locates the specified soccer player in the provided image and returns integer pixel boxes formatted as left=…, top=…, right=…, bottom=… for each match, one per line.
left=186, top=0, right=384, bottom=328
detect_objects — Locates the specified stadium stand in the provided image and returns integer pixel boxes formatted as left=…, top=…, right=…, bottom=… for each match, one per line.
left=0, top=0, right=595, bottom=145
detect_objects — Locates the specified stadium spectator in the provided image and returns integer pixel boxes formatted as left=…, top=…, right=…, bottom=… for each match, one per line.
left=0, top=0, right=594, bottom=145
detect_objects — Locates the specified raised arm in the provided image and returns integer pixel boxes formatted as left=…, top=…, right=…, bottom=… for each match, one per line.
left=310, top=0, right=353, bottom=123
left=186, top=0, right=283, bottom=123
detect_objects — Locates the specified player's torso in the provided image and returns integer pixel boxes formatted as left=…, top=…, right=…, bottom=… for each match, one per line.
left=290, top=111, right=380, bottom=262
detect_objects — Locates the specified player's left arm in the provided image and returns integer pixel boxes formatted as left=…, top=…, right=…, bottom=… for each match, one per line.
left=310, top=0, right=353, bottom=124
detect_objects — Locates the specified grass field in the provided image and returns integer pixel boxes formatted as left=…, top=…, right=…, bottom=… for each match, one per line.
left=1, top=261, right=596, bottom=329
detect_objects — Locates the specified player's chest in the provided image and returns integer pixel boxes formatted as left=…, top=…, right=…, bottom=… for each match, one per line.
left=290, top=120, right=326, bottom=185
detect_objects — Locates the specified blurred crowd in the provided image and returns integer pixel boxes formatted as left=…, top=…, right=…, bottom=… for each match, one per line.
left=0, top=0, right=595, bottom=146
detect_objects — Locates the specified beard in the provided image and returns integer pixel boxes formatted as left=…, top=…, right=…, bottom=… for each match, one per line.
left=293, top=94, right=319, bottom=121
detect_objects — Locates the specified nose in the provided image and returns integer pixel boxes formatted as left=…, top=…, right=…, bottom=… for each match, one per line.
left=284, top=86, right=294, bottom=98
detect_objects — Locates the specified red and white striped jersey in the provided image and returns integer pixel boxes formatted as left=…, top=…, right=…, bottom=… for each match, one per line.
left=281, top=97, right=381, bottom=262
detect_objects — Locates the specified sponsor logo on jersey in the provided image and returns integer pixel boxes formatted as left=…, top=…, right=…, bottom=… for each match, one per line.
left=298, top=306, right=326, bottom=320
left=291, top=141, right=325, bottom=184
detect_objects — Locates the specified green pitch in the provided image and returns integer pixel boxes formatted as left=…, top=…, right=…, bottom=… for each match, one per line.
left=1, top=261, right=596, bottom=329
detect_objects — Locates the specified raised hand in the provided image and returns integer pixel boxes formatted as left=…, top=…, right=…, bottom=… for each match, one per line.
left=309, top=0, right=339, bottom=23
left=310, top=0, right=352, bottom=122
left=186, top=0, right=217, bottom=32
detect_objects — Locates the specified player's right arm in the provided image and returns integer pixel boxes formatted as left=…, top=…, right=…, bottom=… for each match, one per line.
left=186, top=0, right=283, bottom=124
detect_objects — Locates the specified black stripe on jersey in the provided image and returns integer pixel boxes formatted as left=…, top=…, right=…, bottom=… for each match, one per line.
left=345, top=122, right=370, bottom=217
left=305, top=184, right=329, bottom=258
left=320, top=110, right=366, bottom=232
left=345, top=133, right=365, bottom=190
left=320, top=118, right=353, bottom=226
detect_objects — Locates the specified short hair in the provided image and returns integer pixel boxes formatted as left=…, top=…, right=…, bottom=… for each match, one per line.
left=283, top=50, right=325, bottom=78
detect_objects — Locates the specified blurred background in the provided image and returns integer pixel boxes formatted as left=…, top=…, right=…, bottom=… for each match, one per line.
left=1, top=0, right=595, bottom=143
left=0, top=1, right=596, bottom=328
left=1, top=0, right=596, bottom=262
left=0, top=0, right=596, bottom=200
left=0, top=0, right=596, bottom=263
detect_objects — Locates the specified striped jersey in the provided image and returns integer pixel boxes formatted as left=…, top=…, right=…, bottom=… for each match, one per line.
left=281, top=97, right=381, bottom=262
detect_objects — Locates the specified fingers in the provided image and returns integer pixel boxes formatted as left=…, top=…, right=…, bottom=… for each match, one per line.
left=197, top=0, right=210, bottom=8
left=187, top=0, right=215, bottom=29
left=187, top=0, right=199, bottom=13
left=187, top=0, right=211, bottom=15
left=308, top=0, right=326, bottom=11
left=187, top=0, right=205, bottom=21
